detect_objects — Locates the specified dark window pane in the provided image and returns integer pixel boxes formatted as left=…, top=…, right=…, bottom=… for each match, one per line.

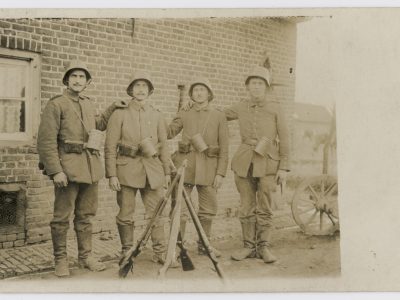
left=0, top=99, right=25, bottom=133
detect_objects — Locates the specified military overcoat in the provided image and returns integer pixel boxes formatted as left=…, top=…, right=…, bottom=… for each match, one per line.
left=37, top=89, right=116, bottom=184
left=104, top=100, right=170, bottom=189
left=225, top=98, right=290, bottom=178
left=168, top=106, right=229, bottom=185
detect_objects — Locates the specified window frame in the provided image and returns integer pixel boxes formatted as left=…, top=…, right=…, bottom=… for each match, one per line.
left=0, top=48, right=41, bottom=145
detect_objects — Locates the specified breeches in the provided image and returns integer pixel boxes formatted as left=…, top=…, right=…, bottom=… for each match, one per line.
left=175, top=184, right=218, bottom=222
left=116, top=184, right=166, bottom=227
left=50, top=182, right=98, bottom=233
left=234, top=172, right=276, bottom=227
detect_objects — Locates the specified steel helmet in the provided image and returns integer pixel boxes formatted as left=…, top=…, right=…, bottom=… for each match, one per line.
left=245, top=65, right=272, bottom=87
left=62, top=60, right=92, bottom=86
left=126, top=71, right=154, bottom=97
left=188, top=78, right=214, bottom=102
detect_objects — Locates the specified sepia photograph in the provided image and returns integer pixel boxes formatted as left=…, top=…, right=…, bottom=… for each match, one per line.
left=0, top=6, right=398, bottom=294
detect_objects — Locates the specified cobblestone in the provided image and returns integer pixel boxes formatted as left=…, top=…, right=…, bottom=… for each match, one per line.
left=0, top=217, right=241, bottom=279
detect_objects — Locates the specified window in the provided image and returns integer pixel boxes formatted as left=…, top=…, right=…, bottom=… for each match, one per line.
left=0, top=48, right=40, bottom=142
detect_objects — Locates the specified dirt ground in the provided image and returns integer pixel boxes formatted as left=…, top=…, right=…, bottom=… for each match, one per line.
left=7, top=227, right=340, bottom=283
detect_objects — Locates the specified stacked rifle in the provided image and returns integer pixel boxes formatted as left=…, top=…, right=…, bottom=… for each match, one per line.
left=118, top=159, right=226, bottom=282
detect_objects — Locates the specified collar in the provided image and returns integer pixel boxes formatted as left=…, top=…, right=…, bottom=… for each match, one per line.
left=130, top=99, right=149, bottom=111
left=248, top=98, right=266, bottom=108
left=193, top=103, right=210, bottom=112
left=64, top=88, right=80, bottom=102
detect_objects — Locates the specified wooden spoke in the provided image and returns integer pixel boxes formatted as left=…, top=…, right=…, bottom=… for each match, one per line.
left=319, top=211, right=324, bottom=231
left=307, top=184, right=321, bottom=202
left=292, top=175, right=339, bottom=236
left=324, top=182, right=338, bottom=197
left=326, top=212, right=337, bottom=226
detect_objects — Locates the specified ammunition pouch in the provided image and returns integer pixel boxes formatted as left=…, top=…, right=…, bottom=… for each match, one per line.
left=62, top=140, right=85, bottom=154
left=178, top=142, right=220, bottom=158
left=118, top=143, right=139, bottom=158
left=205, top=146, right=220, bottom=158
left=178, top=141, right=191, bottom=154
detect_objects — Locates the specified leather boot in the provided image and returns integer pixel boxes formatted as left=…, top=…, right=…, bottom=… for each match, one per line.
left=51, top=226, right=70, bottom=277
left=231, top=222, right=257, bottom=261
left=256, top=225, right=277, bottom=263
left=151, top=224, right=167, bottom=264
left=76, top=230, right=106, bottom=271
left=117, top=224, right=134, bottom=256
left=197, top=218, right=221, bottom=257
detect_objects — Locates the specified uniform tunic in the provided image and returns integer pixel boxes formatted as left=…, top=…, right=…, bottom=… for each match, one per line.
left=38, top=89, right=116, bottom=184
left=167, top=105, right=229, bottom=185
left=225, top=99, right=290, bottom=177
left=104, top=100, right=170, bottom=190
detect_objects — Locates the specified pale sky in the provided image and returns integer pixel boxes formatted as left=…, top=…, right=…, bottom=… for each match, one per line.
left=295, top=16, right=335, bottom=110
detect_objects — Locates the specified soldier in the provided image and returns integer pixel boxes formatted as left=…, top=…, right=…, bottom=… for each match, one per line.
left=104, top=72, right=171, bottom=264
left=168, top=78, right=229, bottom=256
left=182, top=64, right=290, bottom=262
left=226, top=65, right=290, bottom=263
left=37, top=60, right=127, bottom=277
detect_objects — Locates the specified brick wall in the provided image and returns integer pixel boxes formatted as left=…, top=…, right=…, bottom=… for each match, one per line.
left=0, top=17, right=297, bottom=247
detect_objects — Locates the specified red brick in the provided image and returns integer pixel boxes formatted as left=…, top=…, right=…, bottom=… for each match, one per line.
left=0, top=21, right=11, bottom=28
left=17, top=175, right=31, bottom=181
left=0, top=169, right=11, bottom=176
left=2, top=242, right=13, bottom=249
left=34, top=27, right=54, bottom=36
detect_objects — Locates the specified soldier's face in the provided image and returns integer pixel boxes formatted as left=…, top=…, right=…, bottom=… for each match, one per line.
left=67, top=70, right=89, bottom=93
left=246, top=77, right=269, bottom=99
left=192, top=84, right=210, bottom=104
left=132, top=80, right=150, bottom=101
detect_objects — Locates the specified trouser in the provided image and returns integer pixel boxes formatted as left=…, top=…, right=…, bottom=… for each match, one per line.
left=50, top=182, right=98, bottom=260
left=179, top=184, right=218, bottom=221
left=116, top=183, right=166, bottom=254
left=171, top=184, right=218, bottom=239
left=234, top=168, right=277, bottom=248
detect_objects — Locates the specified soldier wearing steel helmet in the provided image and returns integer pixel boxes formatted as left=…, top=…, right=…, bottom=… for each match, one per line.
left=167, top=78, right=229, bottom=256
left=181, top=63, right=290, bottom=262
left=104, top=72, right=172, bottom=264
left=226, top=64, right=290, bottom=263
left=37, top=60, right=127, bottom=277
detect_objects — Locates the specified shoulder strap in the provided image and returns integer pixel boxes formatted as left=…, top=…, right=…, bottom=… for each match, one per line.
left=66, top=99, right=90, bottom=134
left=201, top=111, right=212, bottom=136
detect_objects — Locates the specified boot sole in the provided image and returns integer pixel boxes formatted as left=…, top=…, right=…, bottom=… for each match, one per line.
left=231, top=250, right=256, bottom=261
left=78, top=263, right=106, bottom=272
left=54, top=271, right=70, bottom=277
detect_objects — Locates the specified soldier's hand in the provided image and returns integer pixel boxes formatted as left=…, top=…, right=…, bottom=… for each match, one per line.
left=165, top=175, right=171, bottom=188
left=114, top=100, right=129, bottom=108
left=109, top=176, right=121, bottom=191
left=180, top=100, right=194, bottom=111
left=212, top=175, right=224, bottom=190
left=53, top=172, right=68, bottom=188
left=275, top=170, right=288, bottom=186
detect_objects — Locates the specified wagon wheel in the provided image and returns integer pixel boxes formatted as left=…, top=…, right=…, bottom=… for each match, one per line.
left=291, top=175, right=339, bottom=236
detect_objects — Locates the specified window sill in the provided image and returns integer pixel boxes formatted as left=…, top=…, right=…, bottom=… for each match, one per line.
left=0, top=139, right=37, bottom=149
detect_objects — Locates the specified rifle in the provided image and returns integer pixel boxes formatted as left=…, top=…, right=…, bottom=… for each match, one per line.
left=158, top=160, right=187, bottom=277
left=168, top=159, right=195, bottom=272
left=118, top=164, right=184, bottom=278
left=182, top=187, right=226, bottom=281
left=177, top=231, right=194, bottom=271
